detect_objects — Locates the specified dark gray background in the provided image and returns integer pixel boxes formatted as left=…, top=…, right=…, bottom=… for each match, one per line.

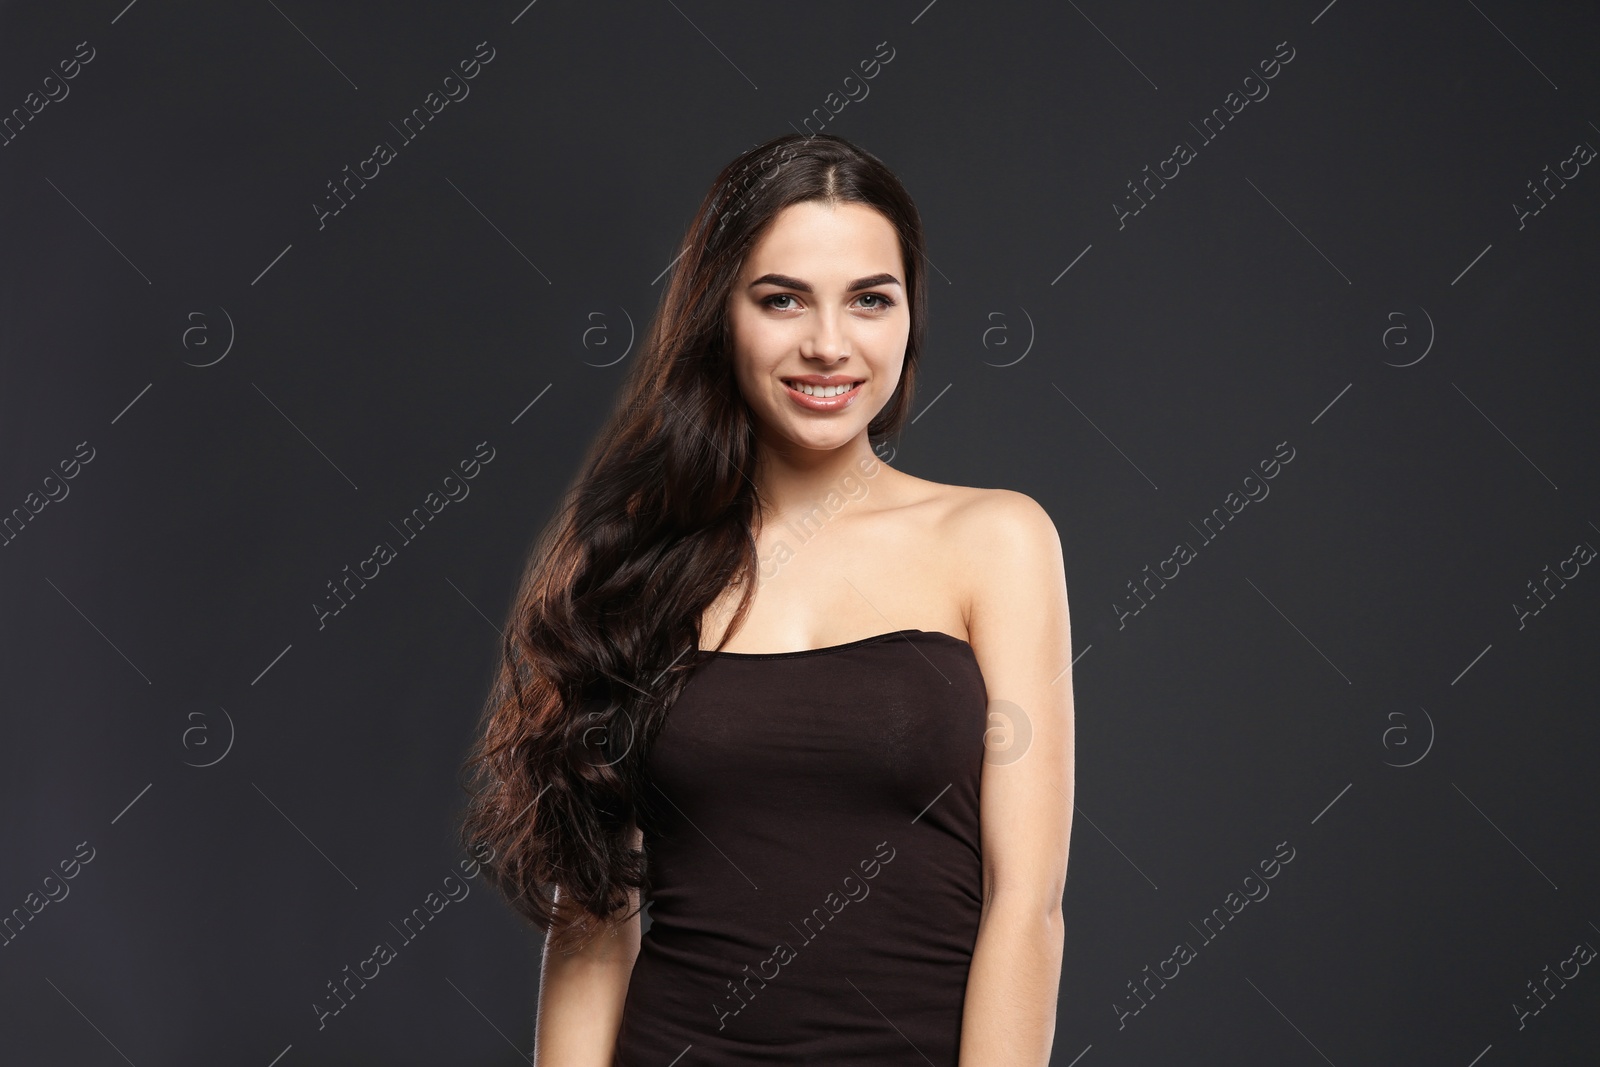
left=2, top=0, right=1596, bottom=1063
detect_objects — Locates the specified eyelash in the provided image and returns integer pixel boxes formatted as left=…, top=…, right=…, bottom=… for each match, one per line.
left=761, top=293, right=897, bottom=312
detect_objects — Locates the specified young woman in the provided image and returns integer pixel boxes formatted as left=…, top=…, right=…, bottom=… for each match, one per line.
left=459, top=133, right=1074, bottom=1065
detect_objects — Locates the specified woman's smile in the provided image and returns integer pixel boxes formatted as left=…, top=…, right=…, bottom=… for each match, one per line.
left=779, top=374, right=866, bottom=411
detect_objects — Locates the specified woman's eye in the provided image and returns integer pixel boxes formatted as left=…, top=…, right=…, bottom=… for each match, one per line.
left=762, top=293, right=894, bottom=311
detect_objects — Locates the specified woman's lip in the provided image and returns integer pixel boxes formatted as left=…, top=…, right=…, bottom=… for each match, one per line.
left=782, top=379, right=864, bottom=412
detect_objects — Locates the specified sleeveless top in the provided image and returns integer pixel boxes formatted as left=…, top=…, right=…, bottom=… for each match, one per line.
left=612, top=628, right=989, bottom=1066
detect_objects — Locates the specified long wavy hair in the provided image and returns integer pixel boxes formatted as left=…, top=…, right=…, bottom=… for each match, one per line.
left=456, top=132, right=929, bottom=952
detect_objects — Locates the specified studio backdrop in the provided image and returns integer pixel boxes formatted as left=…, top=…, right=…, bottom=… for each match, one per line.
left=2, top=0, right=1596, bottom=1063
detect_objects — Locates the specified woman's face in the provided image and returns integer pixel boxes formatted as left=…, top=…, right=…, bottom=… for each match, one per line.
left=725, top=200, right=910, bottom=457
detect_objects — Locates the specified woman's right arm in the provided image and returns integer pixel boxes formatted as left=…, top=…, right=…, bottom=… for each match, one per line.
left=533, top=826, right=643, bottom=1066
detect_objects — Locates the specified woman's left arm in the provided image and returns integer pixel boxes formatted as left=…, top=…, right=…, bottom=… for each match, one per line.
left=954, top=490, right=1075, bottom=1066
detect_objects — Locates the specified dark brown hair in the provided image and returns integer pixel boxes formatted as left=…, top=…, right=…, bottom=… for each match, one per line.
left=456, top=132, right=929, bottom=951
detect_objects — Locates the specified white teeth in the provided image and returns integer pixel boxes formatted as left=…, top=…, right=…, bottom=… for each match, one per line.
left=789, top=381, right=858, bottom=398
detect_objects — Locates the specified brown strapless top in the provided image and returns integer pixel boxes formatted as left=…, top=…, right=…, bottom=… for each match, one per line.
left=611, top=629, right=988, bottom=1066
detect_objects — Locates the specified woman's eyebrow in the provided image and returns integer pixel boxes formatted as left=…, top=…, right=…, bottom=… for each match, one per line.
left=748, top=272, right=902, bottom=293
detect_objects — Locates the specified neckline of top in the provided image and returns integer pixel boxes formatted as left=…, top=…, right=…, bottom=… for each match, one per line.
left=703, top=628, right=972, bottom=660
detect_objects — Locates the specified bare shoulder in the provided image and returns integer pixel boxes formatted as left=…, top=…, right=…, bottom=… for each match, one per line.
left=945, top=487, right=1063, bottom=572
left=937, top=486, right=1066, bottom=639
left=885, top=473, right=1053, bottom=533
left=946, top=486, right=1058, bottom=540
